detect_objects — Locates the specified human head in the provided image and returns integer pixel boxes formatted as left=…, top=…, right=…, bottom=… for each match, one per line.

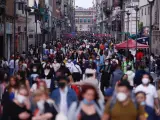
left=33, top=89, right=49, bottom=103
left=16, top=86, right=29, bottom=104
left=121, top=74, right=128, bottom=81
left=58, top=76, right=69, bottom=89
left=104, top=88, right=114, bottom=102
left=9, top=76, right=18, bottom=88
left=79, top=84, right=99, bottom=102
left=141, top=74, right=150, bottom=85
left=116, top=81, right=132, bottom=102
left=136, top=91, right=146, bottom=105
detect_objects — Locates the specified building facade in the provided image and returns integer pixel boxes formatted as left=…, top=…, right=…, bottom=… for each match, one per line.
left=75, top=7, right=96, bottom=32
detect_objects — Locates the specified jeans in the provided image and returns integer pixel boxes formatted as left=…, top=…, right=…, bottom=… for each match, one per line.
left=9, top=68, right=14, bottom=76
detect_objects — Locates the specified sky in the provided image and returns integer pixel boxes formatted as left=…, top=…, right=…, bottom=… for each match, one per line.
left=75, top=0, right=93, bottom=8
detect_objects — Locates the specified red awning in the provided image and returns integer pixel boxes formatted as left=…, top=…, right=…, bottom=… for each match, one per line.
left=115, top=39, right=149, bottom=49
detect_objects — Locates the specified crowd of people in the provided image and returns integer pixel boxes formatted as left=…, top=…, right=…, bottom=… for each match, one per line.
left=0, top=35, right=160, bottom=120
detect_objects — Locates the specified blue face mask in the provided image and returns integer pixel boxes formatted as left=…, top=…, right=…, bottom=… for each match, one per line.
left=140, top=101, right=146, bottom=106
left=83, top=99, right=95, bottom=105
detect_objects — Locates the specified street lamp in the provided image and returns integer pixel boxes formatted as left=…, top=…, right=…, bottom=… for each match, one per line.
left=126, top=11, right=131, bottom=57
left=147, top=0, right=155, bottom=73
left=134, top=5, right=139, bottom=66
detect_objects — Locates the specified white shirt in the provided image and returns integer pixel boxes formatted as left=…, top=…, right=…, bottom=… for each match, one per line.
left=52, top=63, right=60, bottom=72
left=135, top=84, right=158, bottom=108
left=72, top=64, right=82, bottom=74
left=66, top=62, right=74, bottom=73
left=59, top=87, right=68, bottom=116
left=9, top=59, right=14, bottom=69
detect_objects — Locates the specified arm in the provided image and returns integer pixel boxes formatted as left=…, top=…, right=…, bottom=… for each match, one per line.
left=32, top=113, right=53, bottom=120
left=101, top=113, right=110, bottom=120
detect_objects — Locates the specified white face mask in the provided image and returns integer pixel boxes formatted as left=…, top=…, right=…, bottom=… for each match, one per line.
left=116, top=92, right=127, bottom=102
left=142, top=78, right=149, bottom=85
left=105, top=62, right=109, bottom=65
left=33, top=68, right=37, bottom=72
left=37, top=100, right=45, bottom=111
left=16, top=94, right=27, bottom=104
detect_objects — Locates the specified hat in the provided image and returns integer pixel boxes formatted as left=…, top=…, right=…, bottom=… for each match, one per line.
left=104, top=88, right=114, bottom=97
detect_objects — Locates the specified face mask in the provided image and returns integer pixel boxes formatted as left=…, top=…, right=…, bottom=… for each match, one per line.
left=96, top=58, right=100, bottom=60
left=140, top=101, right=146, bottom=106
left=142, top=78, right=149, bottom=85
left=59, top=82, right=66, bottom=88
left=116, top=92, right=127, bottom=102
left=33, top=68, right=37, bottom=72
left=83, top=99, right=95, bottom=105
left=16, top=94, right=26, bottom=104
left=37, top=100, right=45, bottom=111
left=105, top=62, right=109, bottom=65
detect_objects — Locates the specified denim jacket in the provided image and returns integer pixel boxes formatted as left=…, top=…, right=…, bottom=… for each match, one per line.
left=50, top=87, right=77, bottom=109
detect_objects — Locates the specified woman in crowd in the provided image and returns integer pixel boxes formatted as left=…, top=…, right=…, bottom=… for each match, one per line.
left=68, top=84, right=104, bottom=120
left=32, top=88, right=58, bottom=120
left=3, top=85, right=32, bottom=120
left=16, top=71, right=30, bottom=92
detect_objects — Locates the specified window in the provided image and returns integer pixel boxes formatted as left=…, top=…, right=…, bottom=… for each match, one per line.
left=141, top=8, right=143, bottom=16
left=148, top=7, right=150, bottom=14
left=88, top=19, right=91, bottom=23
left=80, top=19, right=83, bottom=23
left=84, top=18, right=87, bottom=23
left=18, top=3, right=23, bottom=10
left=29, top=34, right=33, bottom=38
left=145, top=8, right=146, bottom=15
left=75, top=19, right=78, bottom=23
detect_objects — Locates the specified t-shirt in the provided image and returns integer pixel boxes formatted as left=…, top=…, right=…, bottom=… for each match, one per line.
left=104, top=100, right=145, bottom=120
left=135, top=84, right=158, bottom=108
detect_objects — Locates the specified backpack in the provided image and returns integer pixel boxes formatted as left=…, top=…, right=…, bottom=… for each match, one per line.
left=109, top=91, right=138, bottom=111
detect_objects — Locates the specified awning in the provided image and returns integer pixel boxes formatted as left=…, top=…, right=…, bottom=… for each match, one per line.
left=115, top=39, right=149, bottom=49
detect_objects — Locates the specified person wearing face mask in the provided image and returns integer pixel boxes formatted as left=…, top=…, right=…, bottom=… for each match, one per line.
left=68, top=84, right=104, bottom=120
left=3, top=86, right=32, bottom=120
left=95, top=56, right=101, bottom=81
left=136, top=91, right=155, bottom=120
left=32, top=89, right=58, bottom=120
left=102, top=81, right=146, bottom=120
left=41, top=64, right=54, bottom=89
left=100, top=58, right=111, bottom=95
left=135, top=74, right=160, bottom=116
left=51, top=76, right=77, bottom=116
left=66, top=59, right=74, bottom=73
left=29, top=66, right=39, bottom=86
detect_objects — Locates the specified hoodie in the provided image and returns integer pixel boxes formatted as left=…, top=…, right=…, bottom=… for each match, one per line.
left=125, top=70, right=135, bottom=86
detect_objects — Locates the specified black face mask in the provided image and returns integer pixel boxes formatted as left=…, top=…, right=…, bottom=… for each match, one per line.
left=58, top=82, right=66, bottom=88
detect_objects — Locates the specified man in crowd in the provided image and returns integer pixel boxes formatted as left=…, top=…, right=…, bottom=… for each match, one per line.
left=102, top=81, right=146, bottom=120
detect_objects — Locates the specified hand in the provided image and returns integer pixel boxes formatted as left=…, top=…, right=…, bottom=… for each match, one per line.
left=24, top=99, right=31, bottom=110
left=19, top=112, right=30, bottom=120
left=155, top=108, right=160, bottom=116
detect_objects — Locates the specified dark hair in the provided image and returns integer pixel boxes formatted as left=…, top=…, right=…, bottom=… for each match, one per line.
left=127, top=65, right=132, bottom=71
left=7, top=76, right=18, bottom=93
left=79, top=84, right=99, bottom=101
left=117, top=80, right=132, bottom=90
left=135, top=91, right=146, bottom=97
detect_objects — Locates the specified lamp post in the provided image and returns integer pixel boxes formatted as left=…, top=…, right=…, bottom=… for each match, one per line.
left=147, top=0, right=155, bottom=73
left=126, top=11, right=131, bottom=57
left=134, top=5, right=139, bottom=66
